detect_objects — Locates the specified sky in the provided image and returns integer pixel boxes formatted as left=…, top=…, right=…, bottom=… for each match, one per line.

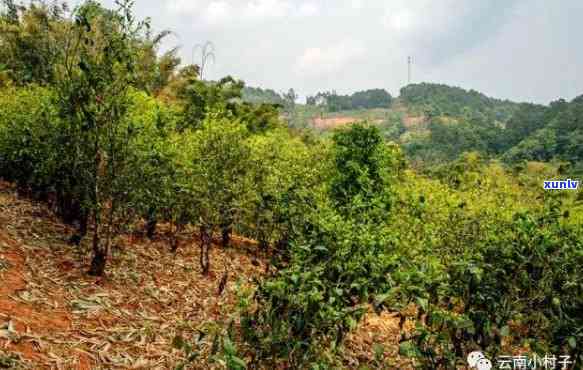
left=76, top=0, right=582, bottom=104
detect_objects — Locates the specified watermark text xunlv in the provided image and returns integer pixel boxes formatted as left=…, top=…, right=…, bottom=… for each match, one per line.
left=543, top=179, right=579, bottom=190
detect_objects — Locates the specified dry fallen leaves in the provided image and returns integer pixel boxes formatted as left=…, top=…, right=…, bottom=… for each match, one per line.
left=0, top=182, right=265, bottom=369
left=0, top=181, right=406, bottom=369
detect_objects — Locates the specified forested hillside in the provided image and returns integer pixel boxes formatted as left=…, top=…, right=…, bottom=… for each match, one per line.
left=395, top=83, right=583, bottom=171
left=284, top=83, right=583, bottom=172
left=399, top=83, right=520, bottom=122
left=241, top=86, right=285, bottom=106
left=504, top=96, right=583, bottom=166
left=0, top=1, right=582, bottom=369
left=306, top=89, right=393, bottom=112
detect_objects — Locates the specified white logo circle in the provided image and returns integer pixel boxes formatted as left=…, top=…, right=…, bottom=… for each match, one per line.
left=476, top=358, right=492, bottom=370
left=467, top=351, right=485, bottom=367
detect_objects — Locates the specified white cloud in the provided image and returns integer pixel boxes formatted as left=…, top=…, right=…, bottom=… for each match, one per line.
left=379, top=1, right=520, bottom=66
left=295, top=42, right=366, bottom=76
left=166, top=0, right=200, bottom=13
left=203, top=1, right=232, bottom=25
left=382, top=8, right=416, bottom=32
left=381, top=1, right=452, bottom=36
left=154, top=0, right=580, bottom=103
left=350, top=0, right=363, bottom=10
left=243, top=0, right=289, bottom=20
left=297, top=2, right=319, bottom=17
left=165, top=0, right=319, bottom=25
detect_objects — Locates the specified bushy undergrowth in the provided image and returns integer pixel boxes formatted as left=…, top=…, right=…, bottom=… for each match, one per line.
left=239, top=145, right=583, bottom=368
left=1, top=1, right=582, bottom=369
left=389, top=194, right=583, bottom=368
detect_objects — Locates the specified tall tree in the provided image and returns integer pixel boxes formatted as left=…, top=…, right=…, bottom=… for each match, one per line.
left=53, top=0, right=148, bottom=276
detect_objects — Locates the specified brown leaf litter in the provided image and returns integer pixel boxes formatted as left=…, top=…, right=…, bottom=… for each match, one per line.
left=0, top=181, right=406, bottom=369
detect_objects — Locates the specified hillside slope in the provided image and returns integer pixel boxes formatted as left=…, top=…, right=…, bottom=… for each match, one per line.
left=0, top=181, right=265, bottom=369
left=399, top=82, right=521, bottom=123
left=0, top=182, right=405, bottom=369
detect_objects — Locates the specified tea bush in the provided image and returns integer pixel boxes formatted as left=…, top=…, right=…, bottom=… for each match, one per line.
left=1, top=2, right=582, bottom=369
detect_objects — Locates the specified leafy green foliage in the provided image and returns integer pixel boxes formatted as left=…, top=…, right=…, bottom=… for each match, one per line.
left=242, top=207, right=399, bottom=367
left=0, top=0, right=69, bottom=85
left=242, top=86, right=284, bottom=105
left=330, top=123, right=401, bottom=214
left=400, top=83, right=519, bottom=123
left=1, top=1, right=582, bottom=368
left=307, top=89, right=392, bottom=112
left=0, top=0, right=178, bottom=93
left=504, top=95, right=583, bottom=164
left=392, top=198, right=583, bottom=368
left=502, top=103, right=549, bottom=151
left=176, top=76, right=281, bottom=133
left=400, top=85, right=583, bottom=167
left=0, top=86, right=60, bottom=192
left=406, top=115, right=505, bottom=162
left=243, top=129, right=326, bottom=260
left=375, top=159, right=583, bottom=368
left=240, top=124, right=404, bottom=367
left=182, top=114, right=252, bottom=268
left=52, top=0, right=151, bottom=275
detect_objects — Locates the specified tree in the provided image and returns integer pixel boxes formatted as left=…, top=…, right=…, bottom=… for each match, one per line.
left=242, top=86, right=284, bottom=105
left=503, top=103, right=548, bottom=151
left=399, top=83, right=519, bottom=123
left=244, top=130, right=325, bottom=265
left=241, top=124, right=403, bottom=366
left=330, top=123, right=399, bottom=215
left=182, top=114, right=251, bottom=274
left=53, top=0, right=148, bottom=276
left=0, top=0, right=69, bottom=85
left=306, top=89, right=392, bottom=112
left=0, top=0, right=176, bottom=92
left=282, top=88, right=297, bottom=113
left=177, top=75, right=244, bottom=130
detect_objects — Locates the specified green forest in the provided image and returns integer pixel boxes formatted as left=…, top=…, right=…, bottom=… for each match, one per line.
left=306, top=89, right=393, bottom=112
left=0, top=1, right=582, bottom=369
left=399, top=84, right=583, bottom=171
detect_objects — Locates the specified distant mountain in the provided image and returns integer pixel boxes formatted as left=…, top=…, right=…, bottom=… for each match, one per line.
left=242, top=86, right=285, bottom=105
left=306, top=89, right=393, bottom=112
left=504, top=95, right=583, bottom=165
left=243, top=82, right=582, bottom=168
left=397, top=83, right=582, bottom=167
left=399, top=83, right=521, bottom=124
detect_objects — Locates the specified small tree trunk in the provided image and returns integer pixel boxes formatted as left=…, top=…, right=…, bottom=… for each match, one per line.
left=259, top=238, right=268, bottom=255
left=89, top=245, right=106, bottom=276
left=145, top=207, right=157, bottom=239
left=272, top=233, right=290, bottom=270
left=217, top=267, right=228, bottom=296
left=199, top=225, right=211, bottom=276
left=171, top=222, right=183, bottom=253
left=69, top=208, right=88, bottom=246
left=89, top=221, right=106, bottom=276
left=276, top=233, right=289, bottom=251
left=171, top=234, right=179, bottom=253
left=221, top=224, right=231, bottom=247
left=88, top=138, right=106, bottom=276
left=259, top=237, right=269, bottom=272
left=146, top=218, right=157, bottom=240
left=219, top=206, right=232, bottom=248
left=60, top=194, right=74, bottom=224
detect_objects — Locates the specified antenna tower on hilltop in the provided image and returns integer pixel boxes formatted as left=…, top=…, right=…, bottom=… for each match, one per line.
left=407, top=56, right=412, bottom=85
